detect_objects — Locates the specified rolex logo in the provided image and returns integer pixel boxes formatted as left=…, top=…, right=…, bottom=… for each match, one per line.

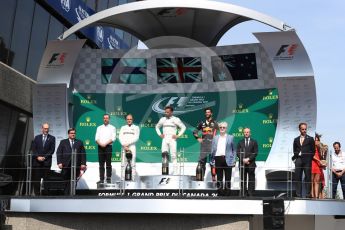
left=110, top=107, right=127, bottom=116
left=262, top=113, right=277, bottom=124
left=263, top=89, right=278, bottom=100
left=140, top=117, right=155, bottom=128
left=84, top=139, right=96, bottom=150
left=232, top=126, right=244, bottom=137
left=80, top=95, right=97, bottom=104
left=233, top=104, right=248, bottom=113
left=141, top=140, right=158, bottom=151
left=263, top=137, right=274, bottom=148
left=79, top=116, right=96, bottom=127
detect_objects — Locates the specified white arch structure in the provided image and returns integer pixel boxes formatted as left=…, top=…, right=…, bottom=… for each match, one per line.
left=59, top=0, right=293, bottom=47
left=53, top=0, right=316, bottom=185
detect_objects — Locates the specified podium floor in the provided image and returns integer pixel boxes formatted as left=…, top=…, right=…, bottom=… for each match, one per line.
left=96, top=175, right=215, bottom=189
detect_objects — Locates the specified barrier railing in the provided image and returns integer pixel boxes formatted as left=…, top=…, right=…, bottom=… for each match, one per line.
left=1, top=149, right=343, bottom=199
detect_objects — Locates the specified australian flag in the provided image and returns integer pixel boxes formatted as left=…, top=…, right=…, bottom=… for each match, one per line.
left=156, top=57, right=202, bottom=83
left=101, top=58, right=147, bottom=84
left=212, top=53, right=258, bottom=82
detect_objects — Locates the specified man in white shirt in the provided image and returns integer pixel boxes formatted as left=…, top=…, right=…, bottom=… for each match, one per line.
left=119, top=114, right=140, bottom=180
left=95, top=114, right=116, bottom=183
left=155, top=106, right=186, bottom=175
left=331, top=142, right=345, bottom=199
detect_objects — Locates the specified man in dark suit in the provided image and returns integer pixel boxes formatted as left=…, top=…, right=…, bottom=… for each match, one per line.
left=31, top=123, right=55, bottom=195
left=236, top=127, right=258, bottom=197
left=57, top=128, right=86, bottom=195
left=292, top=122, right=315, bottom=198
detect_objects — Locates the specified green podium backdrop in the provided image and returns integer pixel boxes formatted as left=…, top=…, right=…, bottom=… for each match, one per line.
left=73, top=88, right=278, bottom=163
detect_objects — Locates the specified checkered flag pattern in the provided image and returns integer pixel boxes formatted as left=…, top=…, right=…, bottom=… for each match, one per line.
left=73, top=44, right=277, bottom=94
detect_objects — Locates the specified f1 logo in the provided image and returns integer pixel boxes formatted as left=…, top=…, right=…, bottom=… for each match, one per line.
left=275, top=44, right=298, bottom=56
left=166, top=97, right=188, bottom=108
left=48, top=53, right=66, bottom=64
left=159, top=177, right=170, bottom=185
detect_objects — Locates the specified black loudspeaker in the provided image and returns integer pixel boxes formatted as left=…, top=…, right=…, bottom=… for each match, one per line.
left=263, top=199, right=285, bottom=230
left=42, top=171, right=65, bottom=195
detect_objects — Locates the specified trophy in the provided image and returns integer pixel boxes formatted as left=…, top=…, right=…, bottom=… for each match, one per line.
left=162, top=151, right=169, bottom=175
left=125, top=149, right=133, bottom=181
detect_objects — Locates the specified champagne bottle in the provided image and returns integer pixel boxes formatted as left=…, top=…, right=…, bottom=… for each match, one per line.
left=196, top=162, right=203, bottom=181
left=125, top=162, right=132, bottom=181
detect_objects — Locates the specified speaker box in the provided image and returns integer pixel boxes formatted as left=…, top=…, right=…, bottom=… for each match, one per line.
left=263, top=199, right=285, bottom=230
left=42, top=171, right=65, bottom=195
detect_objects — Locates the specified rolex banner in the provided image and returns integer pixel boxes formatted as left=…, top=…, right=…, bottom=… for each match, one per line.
left=74, top=88, right=278, bottom=163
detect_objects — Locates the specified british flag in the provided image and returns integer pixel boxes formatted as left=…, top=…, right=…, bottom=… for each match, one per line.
left=156, top=57, right=202, bottom=83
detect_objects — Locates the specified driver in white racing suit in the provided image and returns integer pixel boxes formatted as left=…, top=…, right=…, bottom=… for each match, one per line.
left=119, top=114, right=140, bottom=180
left=155, top=106, right=186, bottom=175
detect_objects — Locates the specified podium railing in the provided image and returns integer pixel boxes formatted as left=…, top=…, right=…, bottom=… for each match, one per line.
left=0, top=149, right=343, bottom=199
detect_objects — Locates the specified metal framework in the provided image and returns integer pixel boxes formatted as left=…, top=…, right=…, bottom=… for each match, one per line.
left=59, top=0, right=293, bottom=47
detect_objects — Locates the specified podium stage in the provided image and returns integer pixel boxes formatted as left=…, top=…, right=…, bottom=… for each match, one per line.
left=8, top=197, right=345, bottom=215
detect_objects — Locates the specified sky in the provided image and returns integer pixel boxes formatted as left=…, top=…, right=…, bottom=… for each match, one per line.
left=137, top=0, right=345, bottom=148
left=216, top=0, right=345, bottom=148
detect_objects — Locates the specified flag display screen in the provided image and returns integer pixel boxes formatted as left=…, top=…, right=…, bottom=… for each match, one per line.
left=211, top=53, right=258, bottom=81
left=101, top=58, right=147, bottom=84
left=156, top=57, right=202, bottom=83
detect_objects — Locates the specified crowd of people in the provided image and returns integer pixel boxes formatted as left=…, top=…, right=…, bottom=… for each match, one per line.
left=30, top=108, right=345, bottom=199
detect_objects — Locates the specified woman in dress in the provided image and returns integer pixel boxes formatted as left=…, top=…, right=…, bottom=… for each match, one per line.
left=318, top=140, right=328, bottom=198
left=311, top=134, right=326, bottom=198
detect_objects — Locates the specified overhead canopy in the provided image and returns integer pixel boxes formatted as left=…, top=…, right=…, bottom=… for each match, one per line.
left=60, top=0, right=292, bottom=47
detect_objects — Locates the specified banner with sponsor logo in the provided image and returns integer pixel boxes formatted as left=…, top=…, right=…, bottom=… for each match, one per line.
left=37, top=39, right=85, bottom=87
left=73, top=89, right=278, bottom=163
left=253, top=31, right=316, bottom=183
left=254, top=31, right=314, bottom=77
left=34, top=39, right=85, bottom=170
left=33, top=84, right=69, bottom=170
left=36, top=0, right=128, bottom=49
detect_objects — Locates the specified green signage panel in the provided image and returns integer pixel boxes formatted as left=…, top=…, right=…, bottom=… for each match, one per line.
left=73, top=89, right=278, bottom=163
